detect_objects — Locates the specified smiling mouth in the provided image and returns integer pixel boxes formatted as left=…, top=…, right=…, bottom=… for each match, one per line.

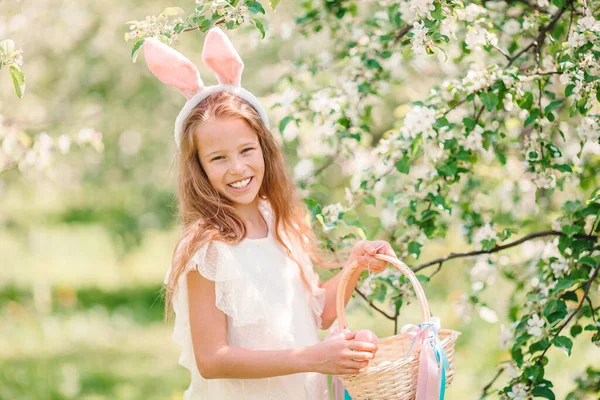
left=227, top=177, right=253, bottom=189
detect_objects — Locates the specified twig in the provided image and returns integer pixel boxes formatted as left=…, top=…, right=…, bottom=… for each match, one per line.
left=413, top=230, right=596, bottom=273
left=507, top=3, right=570, bottom=67
left=538, top=263, right=600, bottom=361
left=479, top=367, right=504, bottom=399
left=354, top=288, right=396, bottom=320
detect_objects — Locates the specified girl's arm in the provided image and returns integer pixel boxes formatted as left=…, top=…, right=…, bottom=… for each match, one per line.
left=187, top=268, right=315, bottom=379
left=318, top=260, right=364, bottom=331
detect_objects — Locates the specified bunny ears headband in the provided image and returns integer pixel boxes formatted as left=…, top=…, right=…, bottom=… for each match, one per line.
left=142, top=27, right=270, bottom=149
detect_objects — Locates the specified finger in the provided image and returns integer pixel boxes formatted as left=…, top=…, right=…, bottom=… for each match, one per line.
left=340, top=368, right=362, bottom=375
left=344, top=350, right=375, bottom=360
left=342, top=331, right=358, bottom=340
left=345, top=359, right=371, bottom=369
left=348, top=341, right=378, bottom=352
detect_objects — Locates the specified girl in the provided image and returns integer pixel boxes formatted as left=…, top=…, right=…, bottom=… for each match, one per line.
left=143, top=28, right=396, bottom=400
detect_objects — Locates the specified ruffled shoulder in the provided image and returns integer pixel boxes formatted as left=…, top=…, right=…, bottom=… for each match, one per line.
left=166, top=239, right=268, bottom=372
left=260, top=198, right=327, bottom=329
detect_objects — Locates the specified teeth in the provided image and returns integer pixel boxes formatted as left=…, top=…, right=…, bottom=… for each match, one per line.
left=229, top=178, right=251, bottom=189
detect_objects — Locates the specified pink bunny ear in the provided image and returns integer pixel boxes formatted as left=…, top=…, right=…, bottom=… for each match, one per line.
left=202, top=27, right=244, bottom=87
left=143, top=38, right=204, bottom=100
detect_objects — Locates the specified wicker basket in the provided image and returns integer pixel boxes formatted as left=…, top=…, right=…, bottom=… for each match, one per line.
left=335, top=254, right=461, bottom=400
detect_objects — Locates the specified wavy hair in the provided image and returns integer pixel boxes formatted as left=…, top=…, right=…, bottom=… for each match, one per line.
left=164, top=91, right=341, bottom=320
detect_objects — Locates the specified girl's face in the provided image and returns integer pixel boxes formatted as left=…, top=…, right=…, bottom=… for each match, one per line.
left=195, top=117, right=265, bottom=207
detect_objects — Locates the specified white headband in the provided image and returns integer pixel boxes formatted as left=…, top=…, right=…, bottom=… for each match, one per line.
left=142, top=28, right=270, bottom=149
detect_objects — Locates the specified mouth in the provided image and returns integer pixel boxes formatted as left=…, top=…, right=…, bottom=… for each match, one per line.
left=227, top=176, right=254, bottom=191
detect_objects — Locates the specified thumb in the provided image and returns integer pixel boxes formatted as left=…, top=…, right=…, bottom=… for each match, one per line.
left=342, top=331, right=357, bottom=340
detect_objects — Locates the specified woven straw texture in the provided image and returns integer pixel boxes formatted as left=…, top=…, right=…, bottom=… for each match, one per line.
left=335, top=254, right=461, bottom=400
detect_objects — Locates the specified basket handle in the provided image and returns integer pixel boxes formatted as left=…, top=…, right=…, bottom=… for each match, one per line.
left=336, top=254, right=432, bottom=330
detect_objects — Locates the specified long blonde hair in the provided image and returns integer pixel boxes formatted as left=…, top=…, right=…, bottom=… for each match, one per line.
left=164, top=91, right=341, bottom=320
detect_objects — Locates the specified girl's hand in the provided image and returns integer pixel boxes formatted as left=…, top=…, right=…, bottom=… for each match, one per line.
left=349, top=240, right=396, bottom=273
left=306, top=331, right=378, bottom=375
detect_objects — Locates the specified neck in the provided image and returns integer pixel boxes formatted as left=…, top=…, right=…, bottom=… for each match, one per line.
left=232, top=197, right=267, bottom=235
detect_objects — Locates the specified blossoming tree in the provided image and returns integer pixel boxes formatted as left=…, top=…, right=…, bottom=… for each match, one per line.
left=127, top=0, right=600, bottom=398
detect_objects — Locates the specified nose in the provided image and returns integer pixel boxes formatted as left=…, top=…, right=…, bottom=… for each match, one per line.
left=229, top=154, right=247, bottom=176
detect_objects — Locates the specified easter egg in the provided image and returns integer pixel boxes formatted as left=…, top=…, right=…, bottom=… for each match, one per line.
left=355, top=329, right=378, bottom=345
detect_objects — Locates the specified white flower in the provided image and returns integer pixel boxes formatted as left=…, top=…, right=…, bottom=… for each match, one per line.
left=499, top=324, right=513, bottom=349
left=409, top=0, right=436, bottom=20
left=527, top=313, right=545, bottom=337
left=578, top=14, right=600, bottom=32
left=504, top=19, right=521, bottom=35
left=536, top=0, right=549, bottom=6
left=322, top=202, right=344, bottom=224
left=401, top=105, right=437, bottom=140
left=503, top=93, right=514, bottom=112
left=293, top=159, right=315, bottom=180
left=473, top=223, right=498, bottom=250
left=503, top=362, right=519, bottom=379
left=460, top=124, right=484, bottom=151
left=507, top=383, right=529, bottom=400
left=457, top=3, right=486, bottom=22
left=410, top=21, right=432, bottom=55
left=57, top=134, right=71, bottom=154
left=380, top=206, right=399, bottom=229
left=575, top=117, right=600, bottom=143
left=550, top=261, right=569, bottom=278
left=479, top=306, right=499, bottom=323
left=567, top=32, right=587, bottom=49
left=471, top=255, right=496, bottom=283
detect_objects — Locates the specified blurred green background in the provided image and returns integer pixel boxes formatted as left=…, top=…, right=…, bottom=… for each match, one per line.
left=1, top=0, right=598, bottom=399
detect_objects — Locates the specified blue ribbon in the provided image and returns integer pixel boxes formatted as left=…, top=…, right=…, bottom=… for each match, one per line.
left=404, top=322, right=450, bottom=400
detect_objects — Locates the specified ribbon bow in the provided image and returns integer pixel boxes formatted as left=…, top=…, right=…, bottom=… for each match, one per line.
left=401, top=317, right=450, bottom=400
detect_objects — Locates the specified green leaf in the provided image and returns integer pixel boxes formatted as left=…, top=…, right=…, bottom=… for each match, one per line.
left=552, top=164, right=572, bottom=173
left=437, top=161, right=457, bottom=177
left=279, top=116, right=293, bottom=133
left=544, top=100, right=564, bottom=115
left=431, top=2, right=445, bottom=20
left=269, top=0, right=281, bottom=10
left=131, top=39, right=144, bottom=63
left=562, top=224, right=582, bottom=237
left=364, top=58, right=382, bottom=69
left=395, top=157, right=410, bottom=174
left=253, top=19, right=265, bottom=38
left=479, top=91, right=498, bottom=111
left=551, top=335, right=573, bottom=356
left=364, top=194, right=376, bottom=206
left=9, top=65, right=25, bottom=98
left=304, top=198, right=322, bottom=216
left=247, top=1, right=266, bottom=14
left=565, top=84, right=575, bottom=97
left=532, top=386, right=555, bottom=400
left=570, top=324, right=582, bottom=337
left=577, top=256, right=597, bottom=267
left=529, top=339, right=550, bottom=353
left=408, top=241, right=423, bottom=258
left=518, top=92, right=534, bottom=109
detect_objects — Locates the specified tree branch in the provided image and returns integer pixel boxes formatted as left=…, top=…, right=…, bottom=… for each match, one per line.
left=413, top=230, right=596, bottom=273
left=354, top=287, right=396, bottom=320
left=507, top=3, right=571, bottom=67
left=479, top=367, right=504, bottom=399
left=537, top=262, right=600, bottom=361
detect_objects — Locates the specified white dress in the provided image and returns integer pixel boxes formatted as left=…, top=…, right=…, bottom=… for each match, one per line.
left=164, top=198, right=330, bottom=400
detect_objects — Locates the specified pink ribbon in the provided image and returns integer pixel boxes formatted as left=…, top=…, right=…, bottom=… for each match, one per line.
left=400, top=317, right=442, bottom=400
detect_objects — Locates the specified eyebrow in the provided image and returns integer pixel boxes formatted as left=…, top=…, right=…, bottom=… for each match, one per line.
left=205, top=141, right=258, bottom=159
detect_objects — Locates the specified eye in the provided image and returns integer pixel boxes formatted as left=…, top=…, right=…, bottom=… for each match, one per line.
left=211, top=155, right=224, bottom=161
left=242, top=147, right=254, bottom=153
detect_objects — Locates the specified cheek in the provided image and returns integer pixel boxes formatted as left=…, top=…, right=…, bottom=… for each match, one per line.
left=201, top=162, right=224, bottom=187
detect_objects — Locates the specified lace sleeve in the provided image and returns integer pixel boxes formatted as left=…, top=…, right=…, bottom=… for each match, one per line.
left=167, top=240, right=268, bottom=372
